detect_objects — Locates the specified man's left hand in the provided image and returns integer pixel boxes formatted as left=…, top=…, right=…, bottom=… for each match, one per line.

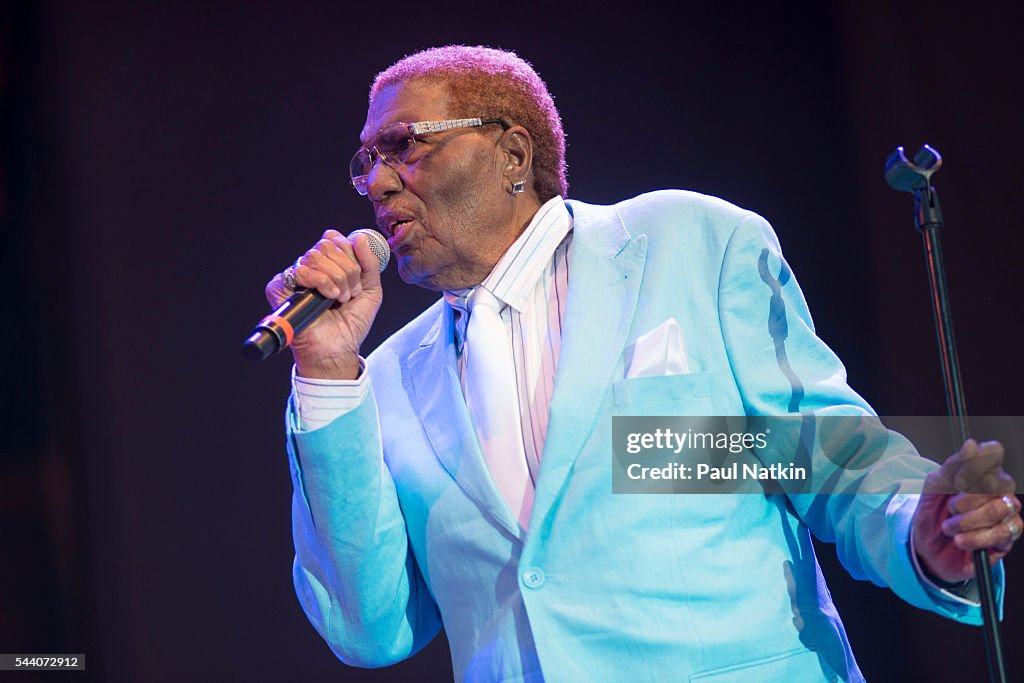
left=913, top=439, right=1021, bottom=584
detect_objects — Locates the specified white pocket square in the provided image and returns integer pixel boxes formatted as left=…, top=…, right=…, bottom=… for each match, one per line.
left=624, top=318, right=691, bottom=378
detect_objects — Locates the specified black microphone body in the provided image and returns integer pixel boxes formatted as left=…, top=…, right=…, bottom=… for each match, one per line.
left=242, top=229, right=389, bottom=362
left=241, top=290, right=333, bottom=362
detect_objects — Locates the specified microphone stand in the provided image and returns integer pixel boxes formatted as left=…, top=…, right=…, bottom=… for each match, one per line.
left=885, top=144, right=1006, bottom=683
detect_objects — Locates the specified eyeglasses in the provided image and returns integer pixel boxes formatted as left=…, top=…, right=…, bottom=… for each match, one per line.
left=349, top=118, right=506, bottom=196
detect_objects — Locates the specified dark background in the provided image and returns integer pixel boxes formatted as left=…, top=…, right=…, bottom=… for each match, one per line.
left=2, top=1, right=1022, bottom=681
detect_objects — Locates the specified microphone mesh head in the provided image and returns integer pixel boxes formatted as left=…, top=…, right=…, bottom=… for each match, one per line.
left=350, top=228, right=391, bottom=272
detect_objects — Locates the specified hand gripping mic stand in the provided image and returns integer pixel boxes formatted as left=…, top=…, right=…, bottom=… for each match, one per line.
left=885, top=144, right=1006, bottom=683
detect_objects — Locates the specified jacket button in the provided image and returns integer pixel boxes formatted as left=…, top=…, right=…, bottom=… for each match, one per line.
left=522, top=568, right=546, bottom=589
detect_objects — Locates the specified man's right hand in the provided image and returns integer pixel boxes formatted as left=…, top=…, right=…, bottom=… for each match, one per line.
left=265, top=230, right=384, bottom=380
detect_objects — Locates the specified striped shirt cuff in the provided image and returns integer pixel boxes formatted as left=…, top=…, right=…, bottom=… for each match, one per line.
left=290, top=358, right=370, bottom=432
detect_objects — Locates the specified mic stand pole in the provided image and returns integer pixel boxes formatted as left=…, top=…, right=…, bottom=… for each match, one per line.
left=885, top=144, right=1006, bottom=683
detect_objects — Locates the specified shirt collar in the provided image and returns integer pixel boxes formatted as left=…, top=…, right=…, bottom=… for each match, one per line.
left=444, top=195, right=573, bottom=314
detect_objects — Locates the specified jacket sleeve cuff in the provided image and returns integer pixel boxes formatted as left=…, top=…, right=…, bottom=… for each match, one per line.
left=891, top=494, right=1005, bottom=624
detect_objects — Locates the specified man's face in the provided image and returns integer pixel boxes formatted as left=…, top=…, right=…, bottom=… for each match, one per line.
left=361, top=79, right=515, bottom=291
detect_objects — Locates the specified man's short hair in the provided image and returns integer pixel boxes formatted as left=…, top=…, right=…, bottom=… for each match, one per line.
left=370, top=45, right=568, bottom=202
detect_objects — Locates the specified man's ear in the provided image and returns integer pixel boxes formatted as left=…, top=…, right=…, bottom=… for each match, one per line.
left=501, top=125, right=534, bottom=192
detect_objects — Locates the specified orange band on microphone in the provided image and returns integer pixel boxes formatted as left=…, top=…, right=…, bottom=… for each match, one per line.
left=260, top=314, right=295, bottom=347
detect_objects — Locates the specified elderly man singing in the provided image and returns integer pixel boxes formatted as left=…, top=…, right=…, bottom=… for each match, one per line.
left=265, top=46, right=1021, bottom=681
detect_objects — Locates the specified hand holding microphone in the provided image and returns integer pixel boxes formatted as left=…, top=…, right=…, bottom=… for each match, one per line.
left=242, top=229, right=390, bottom=379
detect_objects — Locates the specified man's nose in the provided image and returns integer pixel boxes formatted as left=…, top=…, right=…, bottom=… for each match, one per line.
left=366, top=157, right=403, bottom=201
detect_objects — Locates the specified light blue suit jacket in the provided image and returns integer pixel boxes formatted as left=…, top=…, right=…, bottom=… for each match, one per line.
left=287, top=191, right=998, bottom=682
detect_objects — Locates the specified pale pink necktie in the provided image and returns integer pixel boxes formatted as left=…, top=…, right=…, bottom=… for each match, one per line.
left=462, top=287, right=534, bottom=529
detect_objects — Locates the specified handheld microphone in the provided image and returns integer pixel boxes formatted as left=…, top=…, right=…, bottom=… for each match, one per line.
left=241, top=229, right=390, bottom=362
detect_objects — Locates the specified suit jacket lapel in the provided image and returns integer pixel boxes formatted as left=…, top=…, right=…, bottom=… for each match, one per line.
left=407, top=302, right=525, bottom=540
left=532, top=200, right=647, bottom=523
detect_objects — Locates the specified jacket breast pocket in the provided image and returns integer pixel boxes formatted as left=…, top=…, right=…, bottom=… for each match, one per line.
left=612, top=372, right=718, bottom=416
